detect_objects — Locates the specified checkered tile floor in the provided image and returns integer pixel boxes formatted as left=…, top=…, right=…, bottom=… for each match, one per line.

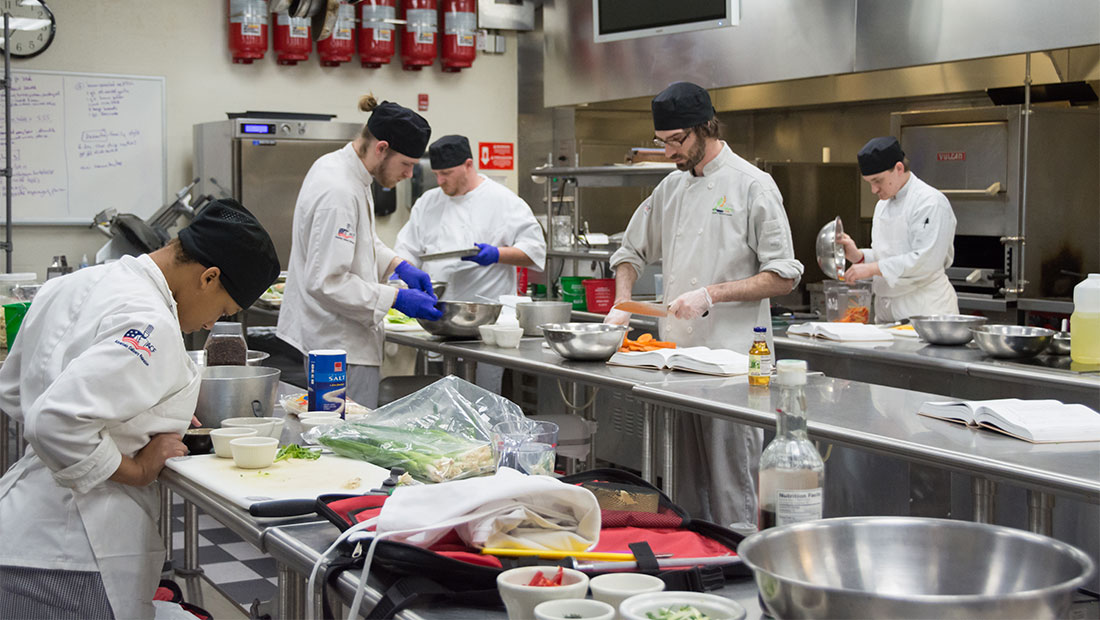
left=170, top=495, right=279, bottom=609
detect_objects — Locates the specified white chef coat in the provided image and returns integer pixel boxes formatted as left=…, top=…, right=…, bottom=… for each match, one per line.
left=0, top=254, right=200, bottom=620
left=859, top=172, right=958, bottom=322
left=610, top=143, right=803, bottom=526
left=278, top=142, right=400, bottom=366
left=394, top=175, right=546, bottom=301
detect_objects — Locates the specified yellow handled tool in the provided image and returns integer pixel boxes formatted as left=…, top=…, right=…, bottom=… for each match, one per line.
left=480, top=548, right=637, bottom=561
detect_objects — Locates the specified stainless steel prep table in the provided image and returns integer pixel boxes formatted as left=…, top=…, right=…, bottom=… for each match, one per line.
left=774, top=330, right=1100, bottom=408
left=264, top=520, right=766, bottom=620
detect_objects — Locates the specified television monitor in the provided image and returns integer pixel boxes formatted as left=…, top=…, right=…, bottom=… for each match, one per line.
left=592, top=0, right=739, bottom=44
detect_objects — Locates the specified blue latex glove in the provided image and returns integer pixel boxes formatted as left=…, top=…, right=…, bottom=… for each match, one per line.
left=393, top=288, right=443, bottom=321
left=461, top=243, right=500, bottom=266
left=394, top=260, right=434, bottom=294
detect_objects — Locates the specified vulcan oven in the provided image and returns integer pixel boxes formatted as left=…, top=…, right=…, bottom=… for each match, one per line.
left=193, top=114, right=362, bottom=269
left=891, top=105, right=1098, bottom=307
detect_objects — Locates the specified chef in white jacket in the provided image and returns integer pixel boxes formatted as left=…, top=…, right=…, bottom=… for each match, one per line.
left=278, top=96, right=443, bottom=409
left=839, top=136, right=959, bottom=322
left=0, top=199, right=280, bottom=620
left=606, top=82, right=803, bottom=527
left=394, top=135, right=546, bottom=392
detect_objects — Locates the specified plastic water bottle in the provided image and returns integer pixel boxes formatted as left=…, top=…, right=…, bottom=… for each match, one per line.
left=1071, top=274, right=1100, bottom=364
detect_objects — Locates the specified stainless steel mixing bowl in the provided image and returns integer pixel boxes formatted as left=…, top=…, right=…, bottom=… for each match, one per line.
left=416, top=301, right=502, bottom=338
left=516, top=301, right=573, bottom=336
left=815, top=216, right=845, bottom=280
left=908, top=314, right=988, bottom=345
left=540, top=323, right=628, bottom=361
left=187, top=349, right=271, bottom=367
left=737, top=516, right=1094, bottom=620
left=971, top=324, right=1054, bottom=358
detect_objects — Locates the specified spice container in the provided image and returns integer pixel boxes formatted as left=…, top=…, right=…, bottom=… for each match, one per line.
left=203, top=322, right=248, bottom=366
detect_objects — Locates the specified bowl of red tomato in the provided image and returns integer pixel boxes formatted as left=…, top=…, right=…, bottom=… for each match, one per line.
left=497, top=566, right=590, bottom=620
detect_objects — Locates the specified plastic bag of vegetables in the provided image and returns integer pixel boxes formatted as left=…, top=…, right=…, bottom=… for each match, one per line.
left=313, top=376, right=530, bottom=482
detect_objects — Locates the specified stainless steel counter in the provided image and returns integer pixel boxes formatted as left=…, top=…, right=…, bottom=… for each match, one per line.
left=265, top=520, right=766, bottom=620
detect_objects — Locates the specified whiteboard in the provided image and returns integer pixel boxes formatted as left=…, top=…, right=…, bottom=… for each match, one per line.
left=0, top=70, right=166, bottom=224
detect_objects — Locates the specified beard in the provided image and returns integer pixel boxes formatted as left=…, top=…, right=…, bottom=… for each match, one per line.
left=674, top=136, right=706, bottom=172
left=373, top=152, right=405, bottom=188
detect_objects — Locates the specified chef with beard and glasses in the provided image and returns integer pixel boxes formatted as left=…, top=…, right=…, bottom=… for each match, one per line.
left=605, top=82, right=803, bottom=528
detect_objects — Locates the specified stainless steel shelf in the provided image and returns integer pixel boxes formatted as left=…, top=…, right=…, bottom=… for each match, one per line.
left=1018, top=297, right=1075, bottom=315
left=530, top=164, right=675, bottom=187
left=546, top=248, right=616, bottom=260
left=957, top=293, right=1015, bottom=312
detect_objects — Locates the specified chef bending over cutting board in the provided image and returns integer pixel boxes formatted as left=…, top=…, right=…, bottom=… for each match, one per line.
left=0, top=199, right=280, bottom=620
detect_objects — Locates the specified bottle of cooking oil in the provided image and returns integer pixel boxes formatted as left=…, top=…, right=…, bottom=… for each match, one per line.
left=748, top=326, right=772, bottom=386
left=758, top=359, right=824, bottom=530
left=1071, top=274, right=1100, bottom=364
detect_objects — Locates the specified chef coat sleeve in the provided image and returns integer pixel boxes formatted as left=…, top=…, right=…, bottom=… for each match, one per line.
left=876, top=194, right=955, bottom=287
left=506, top=197, right=547, bottom=272
left=393, top=199, right=425, bottom=268
left=304, top=199, right=397, bottom=325
left=24, top=310, right=187, bottom=494
left=747, top=185, right=804, bottom=285
left=0, top=339, right=23, bottom=422
left=609, top=196, right=662, bottom=279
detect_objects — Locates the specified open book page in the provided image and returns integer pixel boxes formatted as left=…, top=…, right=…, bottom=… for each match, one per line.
left=607, top=346, right=748, bottom=376
left=919, top=399, right=1100, bottom=443
left=787, top=322, right=894, bottom=341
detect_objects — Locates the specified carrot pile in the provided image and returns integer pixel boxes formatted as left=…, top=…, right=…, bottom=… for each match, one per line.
left=836, top=306, right=870, bottom=323
left=620, top=333, right=676, bottom=352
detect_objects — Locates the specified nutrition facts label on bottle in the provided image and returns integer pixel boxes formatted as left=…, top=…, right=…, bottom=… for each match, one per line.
left=777, top=488, right=823, bottom=526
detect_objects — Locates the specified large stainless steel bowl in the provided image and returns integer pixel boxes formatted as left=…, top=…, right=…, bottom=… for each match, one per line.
left=738, top=516, right=1094, bottom=620
left=541, top=323, right=628, bottom=361
left=971, top=324, right=1054, bottom=358
left=416, top=301, right=502, bottom=338
left=193, top=365, right=282, bottom=427
left=516, top=301, right=573, bottom=336
left=187, top=349, right=271, bottom=367
left=815, top=217, right=845, bottom=280
left=909, top=314, right=988, bottom=345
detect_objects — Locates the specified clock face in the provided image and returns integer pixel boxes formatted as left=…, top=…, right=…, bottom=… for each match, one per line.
left=0, top=0, right=55, bottom=59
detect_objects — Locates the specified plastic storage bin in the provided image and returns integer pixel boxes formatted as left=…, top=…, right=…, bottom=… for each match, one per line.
left=582, top=278, right=615, bottom=314
left=824, top=280, right=873, bottom=323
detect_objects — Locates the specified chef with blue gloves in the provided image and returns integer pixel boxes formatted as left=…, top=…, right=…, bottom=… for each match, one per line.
left=279, top=95, right=442, bottom=409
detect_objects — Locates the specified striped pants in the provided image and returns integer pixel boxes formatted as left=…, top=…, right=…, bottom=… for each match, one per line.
left=0, top=565, right=114, bottom=620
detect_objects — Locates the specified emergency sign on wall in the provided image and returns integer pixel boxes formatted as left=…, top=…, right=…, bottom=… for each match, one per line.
left=478, top=142, right=514, bottom=170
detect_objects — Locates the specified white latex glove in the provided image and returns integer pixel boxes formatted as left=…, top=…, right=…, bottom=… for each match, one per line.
left=669, top=287, right=713, bottom=320
left=603, top=308, right=631, bottom=326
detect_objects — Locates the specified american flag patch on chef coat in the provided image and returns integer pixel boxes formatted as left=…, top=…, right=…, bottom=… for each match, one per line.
left=336, top=226, right=356, bottom=242
left=115, top=324, right=157, bottom=365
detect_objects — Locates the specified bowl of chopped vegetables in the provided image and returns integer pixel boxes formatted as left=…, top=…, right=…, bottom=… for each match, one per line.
left=497, top=566, right=590, bottom=620
left=619, top=591, right=746, bottom=620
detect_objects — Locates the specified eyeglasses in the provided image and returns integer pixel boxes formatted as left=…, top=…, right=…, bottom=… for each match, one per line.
left=653, top=131, right=690, bottom=148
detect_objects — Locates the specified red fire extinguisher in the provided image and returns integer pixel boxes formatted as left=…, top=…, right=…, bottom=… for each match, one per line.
left=358, top=0, right=396, bottom=68
left=318, top=1, right=355, bottom=66
left=440, top=0, right=476, bottom=72
left=228, top=0, right=268, bottom=64
left=401, top=0, right=438, bottom=71
left=273, top=11, right=312, bottom=65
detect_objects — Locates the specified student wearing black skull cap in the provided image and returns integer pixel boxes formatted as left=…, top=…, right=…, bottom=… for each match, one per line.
left=278, top=95, right=442, bottom=409
left=0, top=198, right=280, bottom=619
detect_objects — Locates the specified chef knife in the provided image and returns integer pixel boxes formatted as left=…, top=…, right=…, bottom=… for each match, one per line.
left=612, top=301, right=668, bottom=317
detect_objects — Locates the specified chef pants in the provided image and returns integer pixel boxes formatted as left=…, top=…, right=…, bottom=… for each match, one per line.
left=0, top=565, right=115, bottom=620
left=673, top=413, right=763, bottom=528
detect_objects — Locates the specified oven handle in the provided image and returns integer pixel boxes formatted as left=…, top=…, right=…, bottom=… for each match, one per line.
left=941, top=182, right=1002, bottom=198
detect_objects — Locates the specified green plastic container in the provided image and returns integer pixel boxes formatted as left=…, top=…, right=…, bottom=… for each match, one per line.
left=4, top=302, right=31, bottom=350
left=559, top=276, right=591, bottom=310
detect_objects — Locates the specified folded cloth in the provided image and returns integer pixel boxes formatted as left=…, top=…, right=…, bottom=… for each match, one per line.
left=787, top=322, right=895, bottom=342
left=376, top=467, right=601, bottom=552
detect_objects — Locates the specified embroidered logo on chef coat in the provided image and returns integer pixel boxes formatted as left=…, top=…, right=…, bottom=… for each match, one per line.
left=711, top=196, right=734, bottom=216
left=336, top=225, right=356, bottom=243
left=115, top=324, right=157, bottom=366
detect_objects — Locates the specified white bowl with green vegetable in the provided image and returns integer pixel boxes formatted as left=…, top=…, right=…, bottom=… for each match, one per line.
left=619, top=592, right=746, bottom=620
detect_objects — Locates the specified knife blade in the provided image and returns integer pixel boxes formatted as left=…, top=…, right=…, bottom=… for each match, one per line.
left=613, top=301, right=668, bottom=317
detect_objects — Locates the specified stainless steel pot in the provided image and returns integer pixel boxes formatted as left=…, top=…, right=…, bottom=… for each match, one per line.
left=516, top=301, right=573, bottom=336
left=193, top=366, right=281, bottom=428
left=738, top=516, right=1094, bottom=620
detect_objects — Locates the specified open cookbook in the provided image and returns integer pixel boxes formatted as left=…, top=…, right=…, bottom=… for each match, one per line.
left=918, top=398, right=1100, bottom=443
left=608, top=346, right=748, bottom=376
left=786, top=322, right=894, bottom=342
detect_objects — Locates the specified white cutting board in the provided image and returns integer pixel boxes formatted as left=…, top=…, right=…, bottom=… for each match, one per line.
left=165, top=453, right=391, bottom=510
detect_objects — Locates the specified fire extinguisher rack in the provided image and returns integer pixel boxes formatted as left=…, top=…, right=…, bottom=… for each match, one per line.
left=1, top=12, right=13, bottom=273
